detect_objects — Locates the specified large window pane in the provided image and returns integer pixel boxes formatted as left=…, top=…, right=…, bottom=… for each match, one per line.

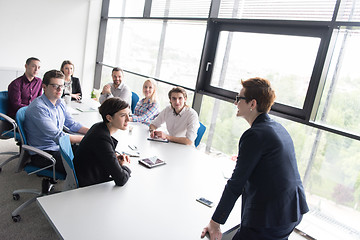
left=275, top=116, right=360, bottom=240
left=315, top=28, right=360, bottom=135
left=103, top=20, right=206, bottom=89
left=211, top=31, right=320, bottom=108
left=103, top=19, right=162, bottom=80
left=158, top=21, right=206, bottom=89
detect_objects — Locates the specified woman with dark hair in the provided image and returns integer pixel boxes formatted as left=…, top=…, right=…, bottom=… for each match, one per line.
left=73, top=97, right=131, bottom=187
left=201, top=77, right=308, bottom=240
left=60, top=60, right=82, bottom=101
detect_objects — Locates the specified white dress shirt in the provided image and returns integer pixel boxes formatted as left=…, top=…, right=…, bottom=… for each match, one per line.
left=151, top=105, right=200, bottom=142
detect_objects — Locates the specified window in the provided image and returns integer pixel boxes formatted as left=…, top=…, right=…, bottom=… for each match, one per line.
left=102, top=19, right=206, bottom=89
left=103, top=19, right=162, bottom=79
left=315, top=28, right=360, bottom=135
left=211, top=31, right=320, bottom=108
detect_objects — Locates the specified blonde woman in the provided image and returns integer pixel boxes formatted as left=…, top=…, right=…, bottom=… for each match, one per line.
left=130, top=79, right=159, bottom=126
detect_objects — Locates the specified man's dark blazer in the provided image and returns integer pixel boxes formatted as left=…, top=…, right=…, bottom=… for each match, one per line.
left=212, top=113, right=308, bottom=228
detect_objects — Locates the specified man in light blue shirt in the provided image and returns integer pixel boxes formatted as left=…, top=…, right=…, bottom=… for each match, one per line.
left=25, top=70, right=89, bottom=175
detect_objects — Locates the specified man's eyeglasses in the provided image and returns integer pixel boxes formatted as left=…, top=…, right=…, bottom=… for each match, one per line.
left=235, top=96, right=247, bottom=103
left=48, top=84, right=65, bottom=90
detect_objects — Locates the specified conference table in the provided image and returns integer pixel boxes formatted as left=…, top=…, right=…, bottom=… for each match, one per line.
left=36, top=99, right=241, bottom=239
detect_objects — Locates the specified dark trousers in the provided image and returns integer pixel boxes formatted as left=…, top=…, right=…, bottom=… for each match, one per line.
left=233, top=216, right=302, bottom=240
left=30, top=145, right=78, bottom=176
left=31, top=150, right=66, bottom=175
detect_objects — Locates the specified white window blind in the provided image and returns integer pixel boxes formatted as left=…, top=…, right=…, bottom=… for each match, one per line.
left=337, top=0, right=360, bottom=22
left=218, top=0, right=337, bottom=21
left=109, top=0, right=145, bottom=17
left=150, top=0, right=212, bottom=18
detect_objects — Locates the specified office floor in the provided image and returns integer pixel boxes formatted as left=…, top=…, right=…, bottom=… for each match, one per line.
left=0, top=139, right=58, bottom=240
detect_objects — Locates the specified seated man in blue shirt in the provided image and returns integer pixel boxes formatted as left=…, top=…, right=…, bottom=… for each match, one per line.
left=24, top=70, right=89, bottom=175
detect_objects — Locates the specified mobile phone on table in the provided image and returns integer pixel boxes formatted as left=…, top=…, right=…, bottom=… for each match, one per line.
left=196, top=197, right=214, bottom=208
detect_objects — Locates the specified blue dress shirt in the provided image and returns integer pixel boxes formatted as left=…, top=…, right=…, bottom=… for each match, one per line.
left=24, top=94, right=82, bottom=152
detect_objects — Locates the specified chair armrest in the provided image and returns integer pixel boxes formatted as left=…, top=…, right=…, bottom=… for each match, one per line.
left=0, top=113, right=16, bottom=125
left=21, top=145, right=58, bottom=180
left=0, top=113, right=17, bottom=139
left=22, top=145, right=55, bottom=162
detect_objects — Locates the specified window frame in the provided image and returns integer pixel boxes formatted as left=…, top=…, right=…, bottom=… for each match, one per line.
left=196, top=19, right=333, bottom=121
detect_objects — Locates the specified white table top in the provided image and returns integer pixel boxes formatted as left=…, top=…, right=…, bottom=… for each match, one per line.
left=37, top=100, right=241, bottom=240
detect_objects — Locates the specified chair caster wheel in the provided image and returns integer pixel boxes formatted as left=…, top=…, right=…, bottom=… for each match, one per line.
left=12, top=215, right=21, bottom=222
left=13, top=194, right=20, bottom=200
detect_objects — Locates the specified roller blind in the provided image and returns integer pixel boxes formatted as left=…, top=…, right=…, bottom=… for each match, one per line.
left=150, top=0, right=212, bottom=18
left=218, top=0, right=337, bottom=21
left=337, top=0, right=360, bottom=21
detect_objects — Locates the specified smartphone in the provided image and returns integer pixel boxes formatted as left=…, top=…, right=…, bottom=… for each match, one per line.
left=196, top=197, right=214, bottom=208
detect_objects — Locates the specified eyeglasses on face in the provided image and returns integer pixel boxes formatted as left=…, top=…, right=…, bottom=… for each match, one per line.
left=48, top=84, right=65, bottom=90
left=235, top=95, right=247, bottom=103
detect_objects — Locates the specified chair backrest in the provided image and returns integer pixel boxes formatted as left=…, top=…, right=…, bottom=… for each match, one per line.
left=15, top=106, right=28, bottom=145
left=59, top=135, right=78, bottom=189
left=131, top=92, right=140, bottom=113
left=194, top=122, right=206, bottom=147
left=0, top=91, right=21, bottom=140
left=15, top=106, right=66, bottom=179
left=0, top=91, right=8, bottom=115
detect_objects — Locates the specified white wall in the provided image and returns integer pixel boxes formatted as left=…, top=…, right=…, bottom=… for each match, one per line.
left=0, top=0, right=102, bottom=98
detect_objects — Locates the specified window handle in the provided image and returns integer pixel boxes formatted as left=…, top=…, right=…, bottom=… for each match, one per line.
left=206, top=62, right=212, bottom=71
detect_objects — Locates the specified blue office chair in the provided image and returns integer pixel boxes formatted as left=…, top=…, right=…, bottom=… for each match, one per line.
left=0, top=91, right=21, bottom=172
left=59, top=134, right=79, bottom=190
left=194, top=122, right=206, bottom=148
left=131, top=91, right=140, bottom=113
left=11, top=106, right=65, bottom=222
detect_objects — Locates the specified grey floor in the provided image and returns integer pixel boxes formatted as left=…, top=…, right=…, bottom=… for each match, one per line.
left=0, top=138, right=58, bottom=240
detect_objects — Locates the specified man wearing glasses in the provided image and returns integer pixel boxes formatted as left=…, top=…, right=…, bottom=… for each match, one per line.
left=24, top=70, right=89, bottom=175
left=7, top=57, right=43, bottom=118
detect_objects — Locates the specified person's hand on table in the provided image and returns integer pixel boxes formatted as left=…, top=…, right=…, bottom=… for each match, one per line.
left=117, top=154, right=130, bottom=166
left=201, top=219, right=222, bottom=240
left=149, top=129, right=155, bottom=138
left=71, top=93, right=81, bottom=101
left=153, top=130, right=168, bottom=140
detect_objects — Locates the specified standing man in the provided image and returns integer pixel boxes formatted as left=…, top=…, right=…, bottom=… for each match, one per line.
left=7, top=57, right=42, bottom=118
left=24, top=70, right=89, bottom=175
left=149, top=86, right=199, bottom=145
left=99, top=67, right=132, bottom=105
